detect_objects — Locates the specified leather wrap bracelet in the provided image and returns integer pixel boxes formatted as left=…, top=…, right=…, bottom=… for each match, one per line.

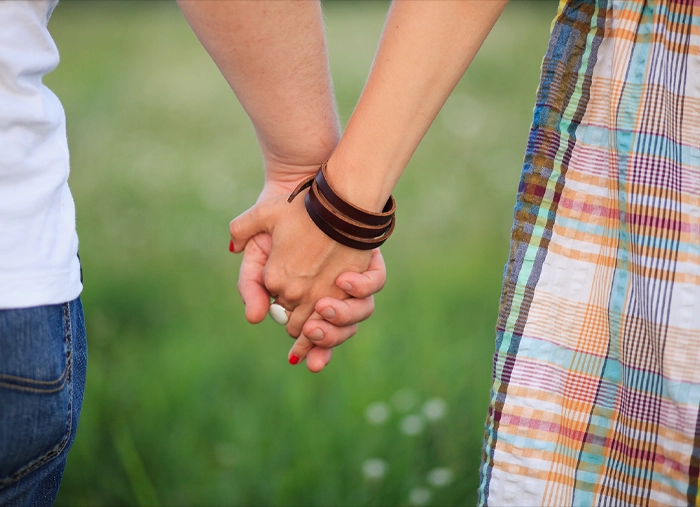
left=287, top=162, right=396, bottom=250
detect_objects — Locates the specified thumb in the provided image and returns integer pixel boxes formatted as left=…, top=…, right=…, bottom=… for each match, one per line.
left=229, top=199, right=277, bottom=254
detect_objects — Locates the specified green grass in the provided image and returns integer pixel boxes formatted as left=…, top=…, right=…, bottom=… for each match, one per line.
left=46, top=2, right=556, bottom=505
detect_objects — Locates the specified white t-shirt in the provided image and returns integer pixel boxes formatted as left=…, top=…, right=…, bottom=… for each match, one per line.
left=0, top=0, right=81, bottom=308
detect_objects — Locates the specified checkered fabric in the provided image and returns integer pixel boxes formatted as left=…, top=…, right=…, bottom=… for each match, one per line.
left=479, top=0, right=700, bottom=505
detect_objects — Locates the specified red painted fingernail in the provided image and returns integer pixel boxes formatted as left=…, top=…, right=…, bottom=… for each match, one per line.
left=229, top=239, right=235, bottom=252
left=289, top=354, right=300, bottom=365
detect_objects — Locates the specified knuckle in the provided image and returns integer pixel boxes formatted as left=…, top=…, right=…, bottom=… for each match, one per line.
left=363, top=275, right=385, bottom=294
left=336, top=301, right=357, bottom=324
left=283, top=285, right=304, bottom=304
left=229, top=218, right=242, bottom=238
left=252, top=201, right=272, bottom=223
left=248, top=205, right=261, bottom=224
left=334, top=307, right=351, bottom=326
left=314, top=336, right=335, bottom=348
left=262, top=269, right=283, bottom=295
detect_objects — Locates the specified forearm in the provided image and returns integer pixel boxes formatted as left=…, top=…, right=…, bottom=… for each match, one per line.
left=177, top=0, right=339, bottom=175
left=327, top=0, right=507, bottom=211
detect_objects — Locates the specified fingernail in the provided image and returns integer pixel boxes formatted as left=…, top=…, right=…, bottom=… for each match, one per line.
left=340, top=282, right=353, bottom=292
left=307, top=329, right=324, bottom=342
left=319, top=307, right=336, bottom=320
left=289, top=354, right=300, bottom=365
left=229, top=239, right=235, bottom=253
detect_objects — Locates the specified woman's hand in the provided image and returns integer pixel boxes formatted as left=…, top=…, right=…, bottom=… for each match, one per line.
left=238, top=233, right=384, bottom=372
left=231, top=188, right=373, bottom=333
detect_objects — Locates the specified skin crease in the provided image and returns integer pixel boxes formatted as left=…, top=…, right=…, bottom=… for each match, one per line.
left=229, top=0, right=508, bottom=363
left=177, top=0, right=387, bottom=372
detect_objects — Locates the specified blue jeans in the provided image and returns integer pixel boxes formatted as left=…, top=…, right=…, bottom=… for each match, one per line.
left=0, top=298, right=87, bottom=507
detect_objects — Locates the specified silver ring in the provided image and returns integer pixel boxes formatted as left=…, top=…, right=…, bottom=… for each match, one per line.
left=269, top=300, right=290, bottom=325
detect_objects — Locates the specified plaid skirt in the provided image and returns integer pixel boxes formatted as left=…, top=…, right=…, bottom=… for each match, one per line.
left=479, top=0, right=700, bottom=505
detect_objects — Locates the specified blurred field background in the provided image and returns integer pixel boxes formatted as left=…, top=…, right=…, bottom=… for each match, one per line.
left=45, top=1, right=555, bottom=505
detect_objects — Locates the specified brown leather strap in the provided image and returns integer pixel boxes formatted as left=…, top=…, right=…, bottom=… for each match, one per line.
left=308, top=180, right=391, bottom=239
left=287, top=164, right=396, bottom=250
left=287, top=175, right=315, bottom=203
left=315, top=162, right=395, bottom=226
left=304, top=192, right=394, bottom=250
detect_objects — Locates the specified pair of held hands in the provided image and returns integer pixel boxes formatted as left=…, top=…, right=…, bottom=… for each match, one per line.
left=229, top=166, right=386, bottom=373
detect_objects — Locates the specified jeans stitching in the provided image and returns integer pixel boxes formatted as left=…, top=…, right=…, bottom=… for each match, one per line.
left=0, top=365, right=69, bottom=392
left=0, top=302, right=74, bottom=488
left=0, top=381, right=68, bottom=394
left=0, top=367, right=68, bottom=387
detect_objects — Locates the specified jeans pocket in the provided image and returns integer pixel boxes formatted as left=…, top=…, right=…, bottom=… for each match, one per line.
left=0, top=303, right=74, bottom=488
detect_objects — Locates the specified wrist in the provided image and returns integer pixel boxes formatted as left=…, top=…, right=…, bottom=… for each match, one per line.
left=285, top=163, right=396, bottom=251
left=261, top=133, right=339, bottom=182
left=324, top=146, right=400, bottom=214
left=259, top=120, right=340, bottom=169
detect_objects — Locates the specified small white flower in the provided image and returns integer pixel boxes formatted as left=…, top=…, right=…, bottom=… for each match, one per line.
left=426, top=467, right=454, bottom=487
left=422, top=398, right=448, bottom=421
left=408, top=487, right=432, bottom=506
left=400, top=414, right=425, bottom=436
left=362, top=458, right=388, bottom=481
left=365, top=401, right=390, bottom=425
left=391, top=388, right=418, bottom=413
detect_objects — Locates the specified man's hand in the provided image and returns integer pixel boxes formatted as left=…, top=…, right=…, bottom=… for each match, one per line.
left=231, top=189, right=373, bottom=334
